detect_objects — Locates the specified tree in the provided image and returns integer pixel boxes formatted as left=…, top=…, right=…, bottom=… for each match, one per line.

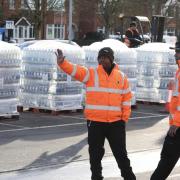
left=97, top=0, right=170, bottom=37
left=23, top=0, right=64, bottom=39
left=65, top=0, right=174, bottom=40
left=0, top=1, right=4, bottom=23
left=98, top=0, right=124, bottom=37
left=159, top=0, right=180, bottom=36
left=0, top=6, right=3, bottom=22
left=171, top=0, right=180, bottom=36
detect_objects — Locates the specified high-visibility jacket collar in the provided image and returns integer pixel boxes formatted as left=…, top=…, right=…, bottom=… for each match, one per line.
left=97, top=63, right=116, bottom=77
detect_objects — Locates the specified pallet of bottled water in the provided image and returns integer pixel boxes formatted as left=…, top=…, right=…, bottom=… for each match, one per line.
left=20, top=93, right=83, bottom=111
left=136, top=43, right=175, bottom=64
left=83, top=39, right=137, bottom=105
left=0, top=41, right=21, bottom=117
left=21, top=40, right=85, bottom=111
left=136, top=42, right=176, bottom=103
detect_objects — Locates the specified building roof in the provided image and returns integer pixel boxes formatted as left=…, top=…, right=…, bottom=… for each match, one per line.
left=15, top=17, right=31, bottom=26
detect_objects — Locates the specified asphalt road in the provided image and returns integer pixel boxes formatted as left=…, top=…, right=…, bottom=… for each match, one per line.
left=0, top=103, right=179, bottom=180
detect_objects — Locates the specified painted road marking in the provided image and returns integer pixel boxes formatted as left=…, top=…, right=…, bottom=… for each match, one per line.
left=0, top=122, right=86, bottom=133
left=56, top=114, right=167, bottom=120
left=130, top=114, right=167, bottom=119
left=0, top=114, right=167, bottom=133
left=54, top=115, right=85, bottom=120
left=0, top=123, right=25, bottom=128
left=170, top=173, right=180, bottom=178
left=133, top=111, right=167, bottom=116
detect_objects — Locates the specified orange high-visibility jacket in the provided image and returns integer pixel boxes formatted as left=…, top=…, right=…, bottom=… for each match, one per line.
left=124, top=28, right=133, bottom=47
left=169, top=68, right=180, bottom=127
left=58, top=60, right=132, bottom=123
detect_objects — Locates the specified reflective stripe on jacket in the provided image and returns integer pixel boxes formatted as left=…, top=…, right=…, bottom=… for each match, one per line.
left=58, top=60, right=132, bottom=123
left=169, top=68, right=180, bottom=127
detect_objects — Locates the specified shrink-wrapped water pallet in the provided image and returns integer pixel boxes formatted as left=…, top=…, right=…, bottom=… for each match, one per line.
left=83, top=39, right=137, bottom=105
left=0, top=41, right=21, bottom=117
left=20, top=40, right=84, bottom=111
left=136, top=43, right=176, bottom=103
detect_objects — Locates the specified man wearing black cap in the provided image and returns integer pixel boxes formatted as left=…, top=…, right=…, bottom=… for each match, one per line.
left=97, top=47, right=115, bottom=74
left=125, top=22, right=143, bottom=48
left=150, top=42, right=180, bottom=180
left=56, top=47, right=136, bottom=180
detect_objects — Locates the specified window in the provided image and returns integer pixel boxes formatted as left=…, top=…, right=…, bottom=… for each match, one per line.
left=47, top=24, right=53, bottom=39
left=29, top=26, right=34, bottom=38
left=21, top=0, right=28, bottom=9
left=9, top=0, right=15, bottom=9
left=97, top=26, right=105, bottom=34
left=14, top=25, right=34, bottom=40
left=167, top=28, right=175, bottom=36
left=19, top=26, right=23, bottom=38
left=167, top=6, right=175, bottom=17
left=24, top=26, right=28, bottom=38
left=46, top=24, right=65, bottom=39
left=14, top=27, right=18, bottom=38
left=54, top=24, right=61, bottom=39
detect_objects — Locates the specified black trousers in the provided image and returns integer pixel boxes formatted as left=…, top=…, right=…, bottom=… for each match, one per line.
left=87, top=120, right=136, bottom=180
left=150, top=128, right=180, bottom=180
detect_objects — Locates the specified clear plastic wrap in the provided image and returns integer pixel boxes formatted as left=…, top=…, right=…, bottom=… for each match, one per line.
left=136, top=43, right=176, bottom=103
left=0, top=41, right=21, bottom=116
left=21, top=40, right=85, bottom=110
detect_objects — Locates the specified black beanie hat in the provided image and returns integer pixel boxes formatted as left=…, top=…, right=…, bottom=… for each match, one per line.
left=130, top=21, right=137, bottom=27
left=98, top=47, right=114, bottom=62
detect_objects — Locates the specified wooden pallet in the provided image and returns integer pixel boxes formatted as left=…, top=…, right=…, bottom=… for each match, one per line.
left=137, top=100, right=165, bottom=105
left=136, top=101, right=169, bottom=114
left=17, top=106, right=29, bottom=113
left=131, top=104, right=138, bottom=109
left=18, top=106, right=83, bottom=116
left=30, top=108, right=83, bottom=115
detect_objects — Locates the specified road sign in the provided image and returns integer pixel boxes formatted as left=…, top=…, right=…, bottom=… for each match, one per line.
left=5, top=20, right=14, bottom=29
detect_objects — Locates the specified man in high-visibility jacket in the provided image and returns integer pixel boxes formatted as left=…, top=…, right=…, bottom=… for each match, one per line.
left=151, top=42, right=180, bottom=180
left=56, top=47, right=136, bottom=180
left=124, top=22, right=143, bottom=48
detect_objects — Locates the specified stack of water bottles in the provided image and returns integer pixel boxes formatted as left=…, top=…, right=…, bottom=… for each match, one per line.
left=0, top=41, right=21, bottom=116
left=20, top=40, right=85, bottom=111
left=136, top=42, right=176, bottom=103
left=83, top=39, right=137, bottom=105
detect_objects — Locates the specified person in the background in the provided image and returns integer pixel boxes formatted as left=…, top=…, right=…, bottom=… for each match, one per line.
left=56, top=47, right=136, bottom=180
left=150, top=42, right=180, bottom=180
left=124, top=22, right=143, bottom=48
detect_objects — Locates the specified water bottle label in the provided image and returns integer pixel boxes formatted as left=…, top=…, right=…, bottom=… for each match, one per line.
left=0, top=78, right=3, bottom=89
left=67, top=75, right=71, bottom=83
left=42, top=74, right=48, bottom=81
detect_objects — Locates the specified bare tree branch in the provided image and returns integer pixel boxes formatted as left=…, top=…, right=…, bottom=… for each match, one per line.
left=22, top=0, right=64, bottom=39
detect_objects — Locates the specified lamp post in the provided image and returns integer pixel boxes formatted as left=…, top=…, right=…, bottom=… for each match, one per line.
left=68, top=0, right=72, bottom=43
left=118, top=13, right=124, bottom=41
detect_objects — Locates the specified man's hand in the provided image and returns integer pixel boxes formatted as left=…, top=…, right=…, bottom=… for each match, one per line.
left=56, top=49, right=65, bottom=64
left=168, top=125, right=179, bottom=137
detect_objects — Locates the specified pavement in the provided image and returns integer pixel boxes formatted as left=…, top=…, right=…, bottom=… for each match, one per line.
left=0, top=148, right=180, bottom=180
left=0, top=103, right=179, bottom=180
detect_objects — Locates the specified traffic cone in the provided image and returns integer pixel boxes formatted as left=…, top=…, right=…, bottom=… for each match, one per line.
left=165, top=80, right=175, bottom=112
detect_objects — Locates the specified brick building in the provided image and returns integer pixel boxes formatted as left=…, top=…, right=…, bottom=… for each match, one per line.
left=0, top=0, right=66, bottom=42
left=0, top=1, right=177, bottom=43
